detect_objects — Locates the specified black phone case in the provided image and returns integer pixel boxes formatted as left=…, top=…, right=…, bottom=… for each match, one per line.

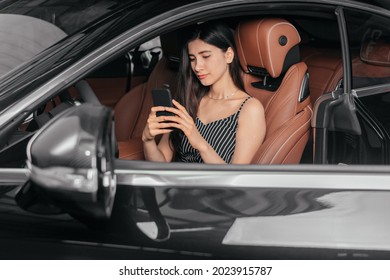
left=152, top=88, right=175, bottom=117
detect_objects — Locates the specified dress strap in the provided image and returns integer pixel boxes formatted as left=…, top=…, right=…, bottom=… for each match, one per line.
left=237, top=96, right=252, bottom=113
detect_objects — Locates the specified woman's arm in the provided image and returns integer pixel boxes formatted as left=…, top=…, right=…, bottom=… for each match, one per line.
left=231, top=98, right=266, bottom=164
left=142, top=106, right=175, bottom=162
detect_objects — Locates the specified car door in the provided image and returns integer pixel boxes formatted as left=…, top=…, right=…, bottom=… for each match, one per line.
left=313, top=6, right=390, bottom=166
left=1, top=0, right=390, bottom=260
left=111, top=3, right=390, bottom=259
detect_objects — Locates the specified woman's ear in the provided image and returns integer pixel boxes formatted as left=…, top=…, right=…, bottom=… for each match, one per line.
left=225, top=47, right=234, bottom=63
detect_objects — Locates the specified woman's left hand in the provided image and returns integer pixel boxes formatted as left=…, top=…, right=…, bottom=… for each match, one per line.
left=162, top=100, right=207, bottom=151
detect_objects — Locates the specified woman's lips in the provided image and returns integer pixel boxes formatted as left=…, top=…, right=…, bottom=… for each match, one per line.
left=197, top=74, right=207, bottom=80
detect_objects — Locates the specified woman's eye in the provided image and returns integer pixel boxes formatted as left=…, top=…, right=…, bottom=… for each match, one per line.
left=203, top=55, right=211, bottom=59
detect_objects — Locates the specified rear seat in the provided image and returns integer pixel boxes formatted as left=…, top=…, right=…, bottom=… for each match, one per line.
left=352, top=40, right=390, bottom=87
left=114, top=31, right=182, bottom=160
left=300, top=46, right=343, bottom=106
left=301, top=41, right=390, bottom=108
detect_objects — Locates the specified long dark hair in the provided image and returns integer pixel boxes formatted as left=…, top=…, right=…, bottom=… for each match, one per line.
left=170, top=21, right=244, bottom=155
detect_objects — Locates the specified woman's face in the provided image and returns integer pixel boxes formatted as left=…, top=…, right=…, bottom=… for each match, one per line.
left=188, top=38, right=233, bottom=86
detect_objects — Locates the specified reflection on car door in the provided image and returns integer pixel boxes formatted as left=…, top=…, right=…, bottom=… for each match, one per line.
left=115, top=160, right=390, bottom=258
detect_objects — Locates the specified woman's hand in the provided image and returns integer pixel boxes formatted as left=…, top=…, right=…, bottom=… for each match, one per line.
left=161, top=100, right=207, bottom=151
left=142, top=106, right=174, bottom=142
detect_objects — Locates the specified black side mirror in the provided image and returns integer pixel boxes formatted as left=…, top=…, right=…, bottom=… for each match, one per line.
left=24, top=104, right=116, bottom=219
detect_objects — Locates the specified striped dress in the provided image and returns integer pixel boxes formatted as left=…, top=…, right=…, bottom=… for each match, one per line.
left=175, top=97, right=252, bottom=163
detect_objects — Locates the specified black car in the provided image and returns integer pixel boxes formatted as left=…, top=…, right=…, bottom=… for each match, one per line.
left=0, top=0, right=390, bottom=259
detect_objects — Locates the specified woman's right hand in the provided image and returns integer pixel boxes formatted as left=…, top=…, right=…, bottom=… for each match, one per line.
left=142, top=106, right=174, bottom=142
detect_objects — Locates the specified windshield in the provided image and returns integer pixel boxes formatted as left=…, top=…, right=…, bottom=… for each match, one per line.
left=0, top=0, right=131, bottom=34
left=0, top=0, right=132, bottom=78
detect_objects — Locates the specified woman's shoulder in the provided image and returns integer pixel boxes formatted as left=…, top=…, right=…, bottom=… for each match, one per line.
left=238, top=95, right=265, bottom=119
left=241, top=94, right=264, bottom=111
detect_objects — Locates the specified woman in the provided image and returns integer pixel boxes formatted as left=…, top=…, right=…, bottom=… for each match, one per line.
left=142, top=22, right=266, bottom=164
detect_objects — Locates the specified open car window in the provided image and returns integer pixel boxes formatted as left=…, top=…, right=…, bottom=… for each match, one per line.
left=2, top=1, right=390, bottom=167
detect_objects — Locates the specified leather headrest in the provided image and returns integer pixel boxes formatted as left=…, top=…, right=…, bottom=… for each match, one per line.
left=360, top=40, right=390, bottom=66
left=235, top=18, right=301, bottom=78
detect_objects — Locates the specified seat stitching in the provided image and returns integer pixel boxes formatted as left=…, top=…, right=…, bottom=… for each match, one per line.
left=269, top=106, right=312, bottom=163
left=280, top=130, right=310, bottom=164
left=255, top=106, right=312, bottom=164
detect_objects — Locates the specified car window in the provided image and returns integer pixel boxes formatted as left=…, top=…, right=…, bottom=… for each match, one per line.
left=0, top=14, right=67, bottom=78
left=4, top=2, right=390, bottom=168
left=328, top=8, right=390, bottom=165
left=345, top=9, right=390, bottom=88
left=0, top=0, right=125, bottom=34
left=0, top=0, right=126, bottom=78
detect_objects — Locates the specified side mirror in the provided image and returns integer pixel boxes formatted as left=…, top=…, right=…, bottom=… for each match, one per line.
left=24, top=104, right=116, bottom=219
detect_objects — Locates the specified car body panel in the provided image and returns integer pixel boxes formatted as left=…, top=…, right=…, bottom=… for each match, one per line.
left=3, top=164, right=390, bottom=258
left=115, top=162, right=390, bottom=251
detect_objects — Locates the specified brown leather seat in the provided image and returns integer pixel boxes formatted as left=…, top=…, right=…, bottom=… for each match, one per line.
left=114, top=31, right=182, bottom=160
left=301, top=40, right=390, bottom=106
left=300, top=46, right=343, bottom=106
left=235, top=18, right=312, bottom=164
left=352, top=40, right=390, bottom=86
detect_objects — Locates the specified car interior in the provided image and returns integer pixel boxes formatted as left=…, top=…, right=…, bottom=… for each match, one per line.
left=103, top=16, right=337, bottom=165
left=1, top=8, right=390, bottom=168
left=109, top=17, right=314, bottom=165
left=103, top=12, right=390, bottom=166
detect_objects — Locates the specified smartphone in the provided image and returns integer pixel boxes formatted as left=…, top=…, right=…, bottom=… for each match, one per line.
left=152, top=87, right=175, bottom=117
